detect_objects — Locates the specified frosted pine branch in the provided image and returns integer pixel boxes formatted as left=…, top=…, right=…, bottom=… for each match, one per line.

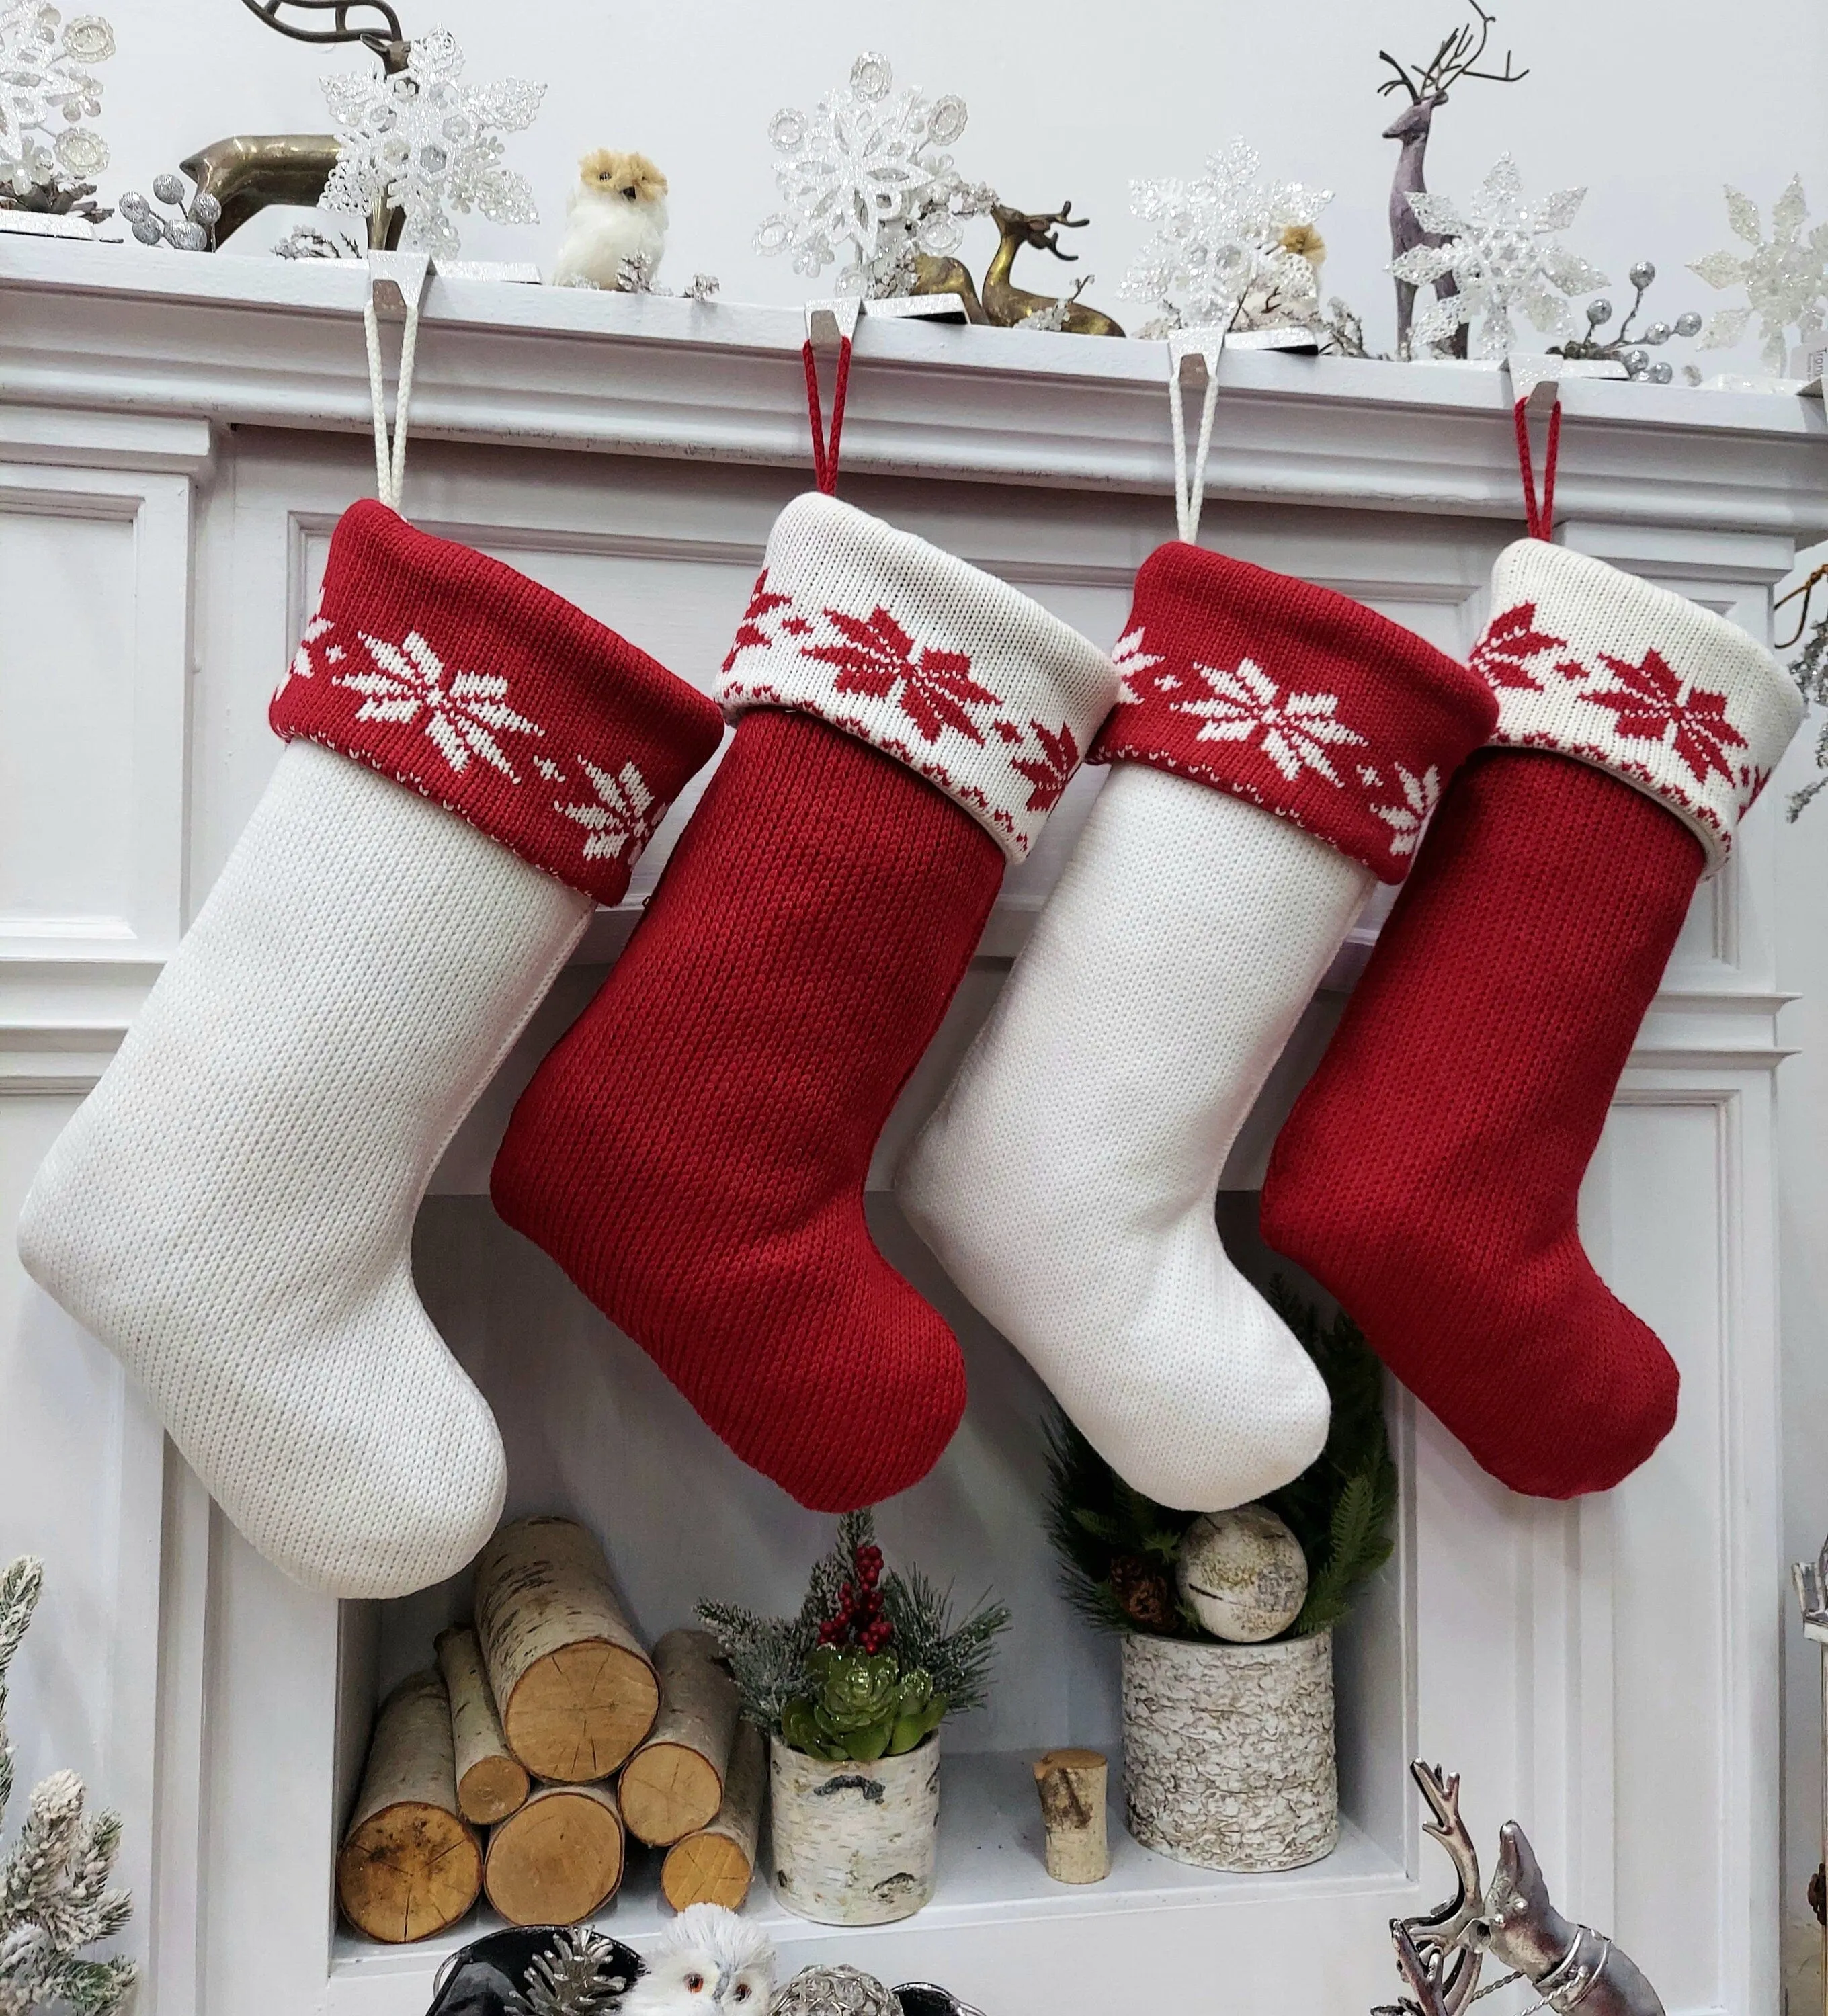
left=0, top=1560, right=136, bottom=2016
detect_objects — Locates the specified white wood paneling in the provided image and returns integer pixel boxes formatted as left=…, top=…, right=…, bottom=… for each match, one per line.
left=0, top=260, right=1811, bottom=2015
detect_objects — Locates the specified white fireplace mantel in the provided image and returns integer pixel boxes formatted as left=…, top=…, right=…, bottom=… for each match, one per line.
left=2, top=236, right=1827, bottom=528
left=0, top=240, right=1821, bottom=2016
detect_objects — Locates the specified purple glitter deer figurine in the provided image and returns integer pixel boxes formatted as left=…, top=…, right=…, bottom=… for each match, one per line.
left=1377, top=1, right=1528, bottom=357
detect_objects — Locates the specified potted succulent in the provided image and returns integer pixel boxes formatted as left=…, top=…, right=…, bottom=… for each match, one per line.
left=1046, top=1280, right=1397, bottom=1875
left=700, top=1512, right=1009, bottom=1926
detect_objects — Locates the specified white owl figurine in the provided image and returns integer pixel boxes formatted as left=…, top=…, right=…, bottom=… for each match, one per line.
left=616, top=1905, right=774, bottom=2015
left=552, top=150, right=670, bottom=291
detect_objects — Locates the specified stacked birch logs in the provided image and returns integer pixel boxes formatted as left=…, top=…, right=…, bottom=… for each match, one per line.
left=336, top=1515, right=765, bottom=1943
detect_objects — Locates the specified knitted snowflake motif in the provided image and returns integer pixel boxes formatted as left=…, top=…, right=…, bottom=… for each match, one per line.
left=1470, top=603, right=1586, bottom=691
left=1111, top=627, right=1165, bottom=704
left=1011, top=721, right=1081, bottom=812
left=556, top=759, right=659, bottom=861
left=1688, top=176, right=1828, bottom=374
left=1585, top=648, right=1747, bottom=788
left=1391, top=154, right=1606, bottom=358
left=804, top=605, right=1003, bottom=745
left=1370, top=764, right=1442, bottom=856
left=1172, top=658, right=1366, bottom=785
left=340, top=629, right=545, bottom=778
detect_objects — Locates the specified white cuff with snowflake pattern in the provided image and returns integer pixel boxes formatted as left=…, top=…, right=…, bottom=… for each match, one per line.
left=717, top=494, right=1118, bottom=862
left=1470, top=540, right=1803, bottom=875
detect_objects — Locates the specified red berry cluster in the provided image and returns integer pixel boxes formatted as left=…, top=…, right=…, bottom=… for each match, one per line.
left=818, top=1542, right=893, bottom=1654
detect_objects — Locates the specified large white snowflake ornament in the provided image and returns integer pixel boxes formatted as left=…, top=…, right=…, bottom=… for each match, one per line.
left=1688, top=177, right=1828, bottom=374
left=0, top=3, right=114, bottom=200
left=755, top=52, right=993, bottom=298
left=1392, top=155, right=1606, bottom=359
left=320, top=26, right=544, bottom=257
left=1120, top=140, right=1331, bottom=334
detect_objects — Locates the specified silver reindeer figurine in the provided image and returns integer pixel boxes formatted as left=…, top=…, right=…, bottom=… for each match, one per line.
left=1374, top=1761, right=1664, bottom=2016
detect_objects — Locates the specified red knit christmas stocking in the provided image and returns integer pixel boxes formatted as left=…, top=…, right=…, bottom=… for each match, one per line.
left=491, top=493, right=1116, bottom=1508
left=1261, top=540, right=1802, bottom=1497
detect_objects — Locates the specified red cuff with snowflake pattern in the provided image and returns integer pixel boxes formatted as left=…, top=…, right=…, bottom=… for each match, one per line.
left=1089, top=542, right=1497, bottom=882
left=269, top=501, right=724, bottom=905
left=1470, top=540, right=1802, bottom=877
left=716, top=492, right=1118, bottom=862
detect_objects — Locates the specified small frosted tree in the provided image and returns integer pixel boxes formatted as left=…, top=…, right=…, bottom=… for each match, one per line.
left=0, top=1559, right=136, bottom=2016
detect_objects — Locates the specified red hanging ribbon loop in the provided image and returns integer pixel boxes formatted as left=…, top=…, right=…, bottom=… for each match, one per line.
left=802, top=337, right=853, bottom=497
left=1513, top=396, right=1562, bottom=542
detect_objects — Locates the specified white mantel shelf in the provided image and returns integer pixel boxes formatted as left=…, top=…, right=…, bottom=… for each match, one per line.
left=3, top=236, right=1828, bottom=535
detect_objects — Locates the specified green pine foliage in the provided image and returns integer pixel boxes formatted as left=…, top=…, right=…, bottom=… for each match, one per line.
left=1041, top=1413, right=1202, bottom=1640
left=698, top=1511, right=1010, bottom=1745
left=1261, top=1277, right=1399, bottom=1636
left=1042, top=1277, right=1397, bottom=1644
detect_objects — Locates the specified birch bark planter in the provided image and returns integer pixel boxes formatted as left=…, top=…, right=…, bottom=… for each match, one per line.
left=769, top=1734, right=941, bottom=1925
left=1122, top=1629, right=1338, bottom=1873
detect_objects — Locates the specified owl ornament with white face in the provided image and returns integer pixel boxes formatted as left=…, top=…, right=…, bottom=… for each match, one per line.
left=617, top=1906, right=775, bottom=2016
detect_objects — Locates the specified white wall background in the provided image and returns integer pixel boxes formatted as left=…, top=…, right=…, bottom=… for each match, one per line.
left=79, top=0, right=1828, bottom=365
left=12, top=0, right=1828, bottom=2003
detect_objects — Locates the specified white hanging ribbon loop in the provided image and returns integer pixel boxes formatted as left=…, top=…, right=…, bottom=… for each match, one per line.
left=1167, top=321, right=1233, bottom=546
left=362, top=249, right=433, bottom=515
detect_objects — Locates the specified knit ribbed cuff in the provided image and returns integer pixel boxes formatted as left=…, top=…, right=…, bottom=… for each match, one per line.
left=1471, top=540, right=1803, bottom=875
left=1089, top=542, right=1498, bottom=882
left=270, top=501, right=725, bottom=905
left=716, top=493, right=1118, bottom=862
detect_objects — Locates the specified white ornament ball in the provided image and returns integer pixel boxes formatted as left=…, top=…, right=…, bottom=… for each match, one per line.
left=1175, top=1505, right=1308, bottom=1642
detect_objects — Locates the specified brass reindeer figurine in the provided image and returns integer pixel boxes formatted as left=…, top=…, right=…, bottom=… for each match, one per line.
left=913, top=202, right=1124, bottom=337
left=1375, top=1761, right=1665, bottom=2016
left=181, top=3, right=412, bottom=248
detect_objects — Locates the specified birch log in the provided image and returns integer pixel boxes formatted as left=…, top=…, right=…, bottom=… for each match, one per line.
left=474, top=1516, right=659, bottom=1782
left=435, top=1624, right=530, bottom=1826
left=661, top=1719, right=765, bottom=1911
left=1033, top=1748, right=1110, bottom=1884
left=337, top=1669, right=482, bottom=1944
left=620, top=1628, right=741, bottom=1846
left=483, top=1779, right=626, bottom=1928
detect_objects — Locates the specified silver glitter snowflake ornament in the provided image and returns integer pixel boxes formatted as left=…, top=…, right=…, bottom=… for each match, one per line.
left=1688, top=177, right=1828, bottom=375
left=1120, top=140, right=1331, bottom=335
left=755, top=51, right=994, bottom=298
left=320, top=24, right=544, bottom=257
left=1392, top=154, right=1606, bottom=359
left=0, top=3, right=114, bottom=200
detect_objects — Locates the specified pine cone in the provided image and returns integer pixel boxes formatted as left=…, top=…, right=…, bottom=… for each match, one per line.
left=1108, top=1554, right=1177, bottom=1630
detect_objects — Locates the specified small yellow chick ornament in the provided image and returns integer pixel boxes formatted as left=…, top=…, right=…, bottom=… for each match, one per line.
left=552, top=149, right=669, bottom=290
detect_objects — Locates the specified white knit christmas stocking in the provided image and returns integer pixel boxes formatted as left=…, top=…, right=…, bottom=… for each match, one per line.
left=17, top=501, right=722, bottom=1597
left=897, top=542, right=1497, bottom=1510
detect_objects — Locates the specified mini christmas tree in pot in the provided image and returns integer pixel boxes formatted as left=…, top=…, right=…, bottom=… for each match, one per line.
left=700, top=1512, right=1008, bottom=1926
left=1046, top=1279, right=1397, bottom=1875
